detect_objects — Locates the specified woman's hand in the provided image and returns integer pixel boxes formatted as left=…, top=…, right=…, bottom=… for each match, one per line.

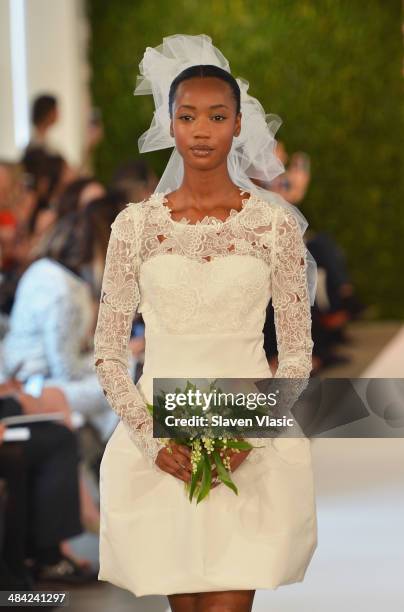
left=0, top=379, right=23, bottom=397
left=155, top=440, right=193, bottom=483
left=155, top=442, right=224, bottom=488
left=155, top=439, right=252, bottom=489
left=211, top=440, right=252, bottom=487
left=40, top=387, right=74, bottom=430
left=12, top=387, right=74, bottom=431
left=0, top=423, right=6, bottom=446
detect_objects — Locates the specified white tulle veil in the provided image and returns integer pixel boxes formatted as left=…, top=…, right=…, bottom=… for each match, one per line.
left=133, top=34, right=317, bottom=304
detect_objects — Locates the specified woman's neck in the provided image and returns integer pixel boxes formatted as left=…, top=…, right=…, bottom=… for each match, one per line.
left=177, top=164, right=240, bottom=205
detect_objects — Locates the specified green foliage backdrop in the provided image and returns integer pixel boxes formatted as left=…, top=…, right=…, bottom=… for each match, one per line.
left=87, top=0, right=403, bottom=318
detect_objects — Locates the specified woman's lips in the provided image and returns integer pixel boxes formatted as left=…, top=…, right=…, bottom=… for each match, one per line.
left=190, top=146, right=214, bottom=157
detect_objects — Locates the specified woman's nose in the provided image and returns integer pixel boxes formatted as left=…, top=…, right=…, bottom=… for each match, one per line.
left=192, top=116, right=211, bottom=137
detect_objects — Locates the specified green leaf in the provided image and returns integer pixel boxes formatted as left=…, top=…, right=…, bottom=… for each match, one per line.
left=184, top=380, right=197, bottom=393
left=196, top=453, right=212, bottom=504
left=224, top=440, right=253, bottom=451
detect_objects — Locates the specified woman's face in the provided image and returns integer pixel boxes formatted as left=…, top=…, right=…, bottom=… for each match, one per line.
left=170, top=77, right=241, bottom=172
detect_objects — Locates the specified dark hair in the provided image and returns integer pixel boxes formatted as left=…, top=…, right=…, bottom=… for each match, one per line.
left=56, top=177, right=98, bottom=218
left=21, top=148, right=65, bottom=193
left=31, top=94, right=57, bottom=126
left=168, top=65, right=241, bottom=117
left=32, top=192, right=125, bottom=276
left=81, top=193, right=126, bottom=263
left=32, top=210, right=88, bottom=275
left=21, top=148, right=49, bottom=189
left=110, top=159, right=156, bottom=202
left=21, top=149, right=66, bottom=233
left=111, top=159, right=152, bottom=185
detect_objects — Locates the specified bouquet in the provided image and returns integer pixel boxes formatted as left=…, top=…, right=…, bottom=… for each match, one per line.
left=146, top=380, right=268, bottom=504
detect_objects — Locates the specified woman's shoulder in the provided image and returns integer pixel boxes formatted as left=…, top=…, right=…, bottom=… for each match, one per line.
left=253, top=194, right=303, bottom=233
left=20, top=258, right=64, bottom=281
left=18, top=258, right=85, bottom=298
left=112, top=193, right=166, bottom=232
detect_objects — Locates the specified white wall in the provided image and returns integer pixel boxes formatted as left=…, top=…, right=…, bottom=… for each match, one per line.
left=0, top=0, right=90, bottom=164
left=0, top=0, right=20, bottom=160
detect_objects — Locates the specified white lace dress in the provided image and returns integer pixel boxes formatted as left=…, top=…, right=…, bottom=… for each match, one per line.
left=94, top=191, right=318, bottom=597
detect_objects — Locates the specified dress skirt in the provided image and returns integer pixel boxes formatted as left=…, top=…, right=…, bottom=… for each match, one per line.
left=98, top=367, right=318, bottom=597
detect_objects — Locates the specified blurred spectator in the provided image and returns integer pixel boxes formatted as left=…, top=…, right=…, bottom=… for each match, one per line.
left=109, top=160, right=158, bottom=375
left=56, top=176, right=106, bottom=218
left=0, top=389, right=97, bottom=587
left=25, top=93, right=102, bottom=180
left=110, top=158, right=158, bottom=202
left=268, top=142, right=311, bottom=205
left=79, top=192, right=126, bottom=302
left=26, top=94, right=59, bottom=155
left=0, top=210, right=18, bottom=273
left=21, top=149, right=76, bottom=239
left=1, top=211, right=119, bottom=443
left=260, top=140, right=365, bottom=373
left=0, top=162, right=34, bottom=316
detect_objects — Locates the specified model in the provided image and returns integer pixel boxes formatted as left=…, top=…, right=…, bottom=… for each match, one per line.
left=93, top=34, right=318, bottom=612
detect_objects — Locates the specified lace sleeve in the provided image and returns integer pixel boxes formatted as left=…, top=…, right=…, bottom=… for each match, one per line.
left=271, top=206, right=314, bottom=378
left=244, top=206, right=314, bottom=468
left=93, top=206, right=166, bottom=468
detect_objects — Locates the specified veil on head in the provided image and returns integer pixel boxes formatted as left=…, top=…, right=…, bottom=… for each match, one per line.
left=133, top=34, right=317, bottom=305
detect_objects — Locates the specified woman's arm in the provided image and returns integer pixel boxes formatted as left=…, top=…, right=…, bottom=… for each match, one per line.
left=93, top=206, right=166, bottom=466
left=271, top=206, right=314, bottom=378
left=243, top=206, right=314, bottom=464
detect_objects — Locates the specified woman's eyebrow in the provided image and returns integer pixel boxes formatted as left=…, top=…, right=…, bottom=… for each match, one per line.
left=177, top=104, right=229, bottom=111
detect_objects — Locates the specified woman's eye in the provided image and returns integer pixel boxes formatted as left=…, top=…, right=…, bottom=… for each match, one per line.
left=178, top=115, right=194, bottom=121
left=212, top=115, right=226, bottom=121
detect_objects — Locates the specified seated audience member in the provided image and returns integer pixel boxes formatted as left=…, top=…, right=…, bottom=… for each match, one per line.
left=56, top=177, right=106, bottom=218
left=0, top=161, right=39, bottom=315
left=269, top=141, right=365, bottom=325
left=110, top=158, right=158, bottom=203
left=260, top=142, right=365, bottom=372
left=1, top=211, right=119, bottom=444
left=0, top=385, right=97, bottom=587
left=21, top=148, right=76, bottom=242
left=79, top=193, right=127, bottom=301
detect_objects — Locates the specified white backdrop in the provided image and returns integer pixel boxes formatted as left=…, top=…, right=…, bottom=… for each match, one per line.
left=0, top=0, right=90, bottom=164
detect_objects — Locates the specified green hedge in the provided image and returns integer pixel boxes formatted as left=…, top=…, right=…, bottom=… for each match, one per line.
left=87, top=0, right=403, bottom=318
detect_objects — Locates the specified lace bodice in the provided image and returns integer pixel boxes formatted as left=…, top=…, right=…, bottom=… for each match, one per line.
left=94, top=191, right=313, bottom=468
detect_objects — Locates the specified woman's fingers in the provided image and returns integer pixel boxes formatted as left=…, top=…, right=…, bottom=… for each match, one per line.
left=173, top=442, right=191, bottom=461
left=168, top=457, right=191, bottom=483
left=157, top=447, right=192, bottom=483
left=156, top=443, right=238, bottom=490
left=169, top=442, right=192, bottom=471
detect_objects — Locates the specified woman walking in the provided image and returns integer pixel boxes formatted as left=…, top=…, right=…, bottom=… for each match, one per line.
left=94, top=34, right=318, bottom=612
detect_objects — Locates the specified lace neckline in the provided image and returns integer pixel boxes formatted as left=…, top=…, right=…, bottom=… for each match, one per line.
left=148, top=188, right=255, bottom=227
